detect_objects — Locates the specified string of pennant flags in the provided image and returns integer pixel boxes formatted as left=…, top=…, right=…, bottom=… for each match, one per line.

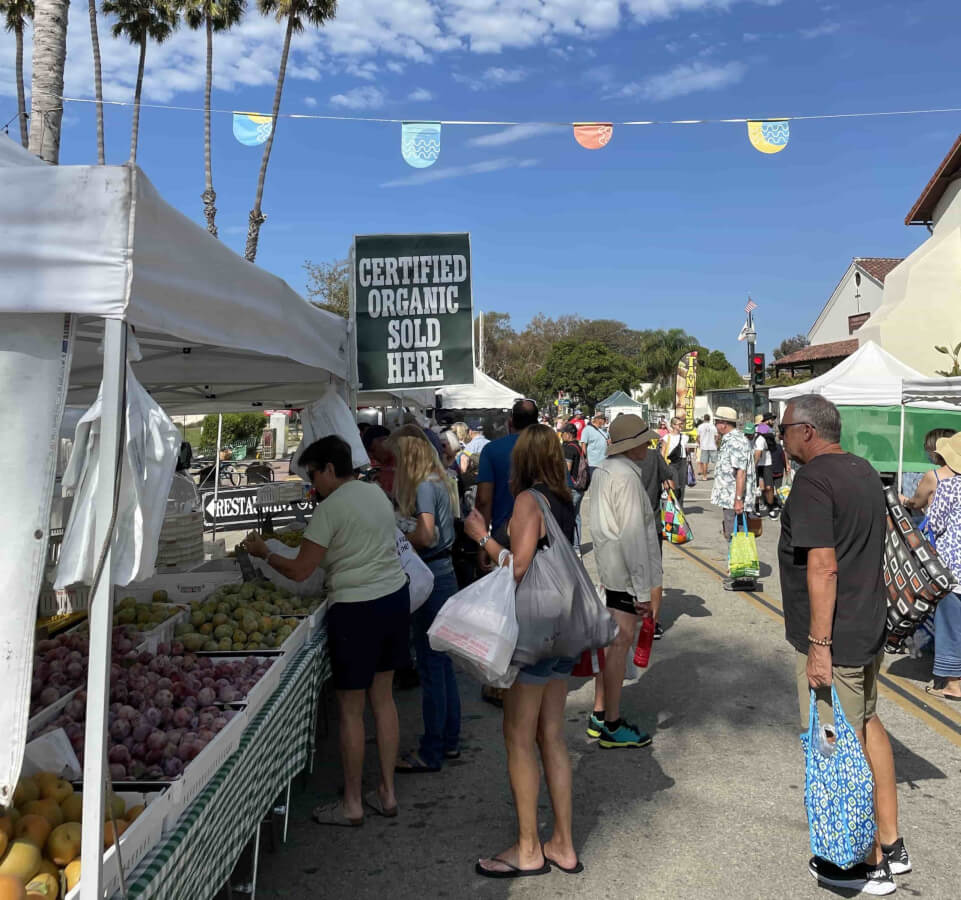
left=54, top=94, right=961, bottom=168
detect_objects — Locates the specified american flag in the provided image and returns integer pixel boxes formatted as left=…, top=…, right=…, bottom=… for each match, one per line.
left=745, top=298, right=758, bottom=314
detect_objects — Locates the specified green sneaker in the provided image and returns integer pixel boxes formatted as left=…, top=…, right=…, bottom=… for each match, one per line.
left=586, top=712, right=604, bottom=739
left=599, top=720, right=652, bottom=749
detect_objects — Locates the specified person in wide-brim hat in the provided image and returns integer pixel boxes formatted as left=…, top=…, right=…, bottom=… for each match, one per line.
left=937, top=433, right=961, bottom=473
left=714, top=406, right=738, bottom=426
left=607, top=414, right=658, bottom=455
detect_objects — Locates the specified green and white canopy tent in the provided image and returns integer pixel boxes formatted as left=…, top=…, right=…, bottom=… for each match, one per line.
left=769, top=341, right=961, bottom=481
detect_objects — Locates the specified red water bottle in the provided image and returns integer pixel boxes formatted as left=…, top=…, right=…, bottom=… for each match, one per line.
left=634, top=616, right=656, bottom=668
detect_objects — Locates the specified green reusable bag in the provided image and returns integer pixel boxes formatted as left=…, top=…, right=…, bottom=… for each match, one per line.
left=728, top=514, right=760, bottom=579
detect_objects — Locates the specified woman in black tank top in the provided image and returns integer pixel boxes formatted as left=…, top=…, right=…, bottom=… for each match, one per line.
left=463, top=424, right=583, bottom=879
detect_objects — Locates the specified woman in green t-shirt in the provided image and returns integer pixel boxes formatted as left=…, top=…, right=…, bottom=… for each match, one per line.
left=243, top=435, right=408, bottom=826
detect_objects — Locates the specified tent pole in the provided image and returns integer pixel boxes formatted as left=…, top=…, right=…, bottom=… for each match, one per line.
left=212, top=413, right=223, bottom=540
left=897, top=401, right=906, bottom=492
left=79, top=318, right=127, bottom=900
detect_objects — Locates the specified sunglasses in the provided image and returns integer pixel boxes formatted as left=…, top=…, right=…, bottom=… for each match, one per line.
left=778, top=422, right=812, bottom=437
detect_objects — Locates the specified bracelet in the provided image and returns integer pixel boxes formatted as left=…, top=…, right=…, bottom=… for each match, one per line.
left=808, top=634, right=832, bottom=646
left=478, top=536, right=490, bottom=548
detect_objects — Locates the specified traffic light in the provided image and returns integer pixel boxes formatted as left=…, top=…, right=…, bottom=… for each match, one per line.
left=752, top=353, right=766, bottom=386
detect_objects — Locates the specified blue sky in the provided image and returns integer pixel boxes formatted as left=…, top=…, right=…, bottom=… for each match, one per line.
left=3, top=0, right=961, bottom=371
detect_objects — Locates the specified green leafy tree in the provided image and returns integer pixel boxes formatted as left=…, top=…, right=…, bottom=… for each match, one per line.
left=103, top=0, right=180, bottom=162
left=2, top=0, right=32, bottom=147
left=935, top=341, right=961, bottom=377
left=695, top=346, right=744, bottom=392
left=304, top=258, right=349, bottom=316
left=181, top=0, right=245, bottom=236
left=772, top=333, right=810, bottom=360
left=245, top=0, right=337, bottom=262
left=199, top=413, right=266, bottom=451
left=534, top=340, right=641, bottom=411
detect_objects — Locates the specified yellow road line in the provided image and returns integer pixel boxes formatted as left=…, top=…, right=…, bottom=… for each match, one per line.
left=670, top=542, right=961, bottom=749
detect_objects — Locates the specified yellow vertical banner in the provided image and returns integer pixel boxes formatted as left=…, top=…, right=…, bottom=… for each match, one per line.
left=674, top=351, right=698, bottom=432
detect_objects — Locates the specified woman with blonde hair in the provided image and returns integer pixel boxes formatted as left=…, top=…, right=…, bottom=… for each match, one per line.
left=391, top=426, right=463, bottom=773
left=464, top=423, right=581, bottom=878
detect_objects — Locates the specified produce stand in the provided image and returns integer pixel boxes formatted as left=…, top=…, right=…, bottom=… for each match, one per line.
left=121, top=628, right=329, bottom=899
left=0, top=133, right=350, bottom=898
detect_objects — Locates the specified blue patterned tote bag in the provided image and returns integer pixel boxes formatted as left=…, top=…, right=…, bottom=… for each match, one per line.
left=801, top=687, right=876, bottom=868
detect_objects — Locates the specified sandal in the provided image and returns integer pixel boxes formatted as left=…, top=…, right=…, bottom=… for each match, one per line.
left=363, top=790, right=398, bottom=818
left=544, top=854, right=584, bottom=874
left=474, top=856, right=551, bottom=879
left=395, top=751, right=441, bottom=774
left=444, top=749, right=461, bottom=760
left=312, top=802, right=363, bottom=827
left=925, top=684, right=961, bottom=702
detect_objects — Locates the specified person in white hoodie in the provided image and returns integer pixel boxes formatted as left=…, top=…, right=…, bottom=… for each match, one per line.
left=587, top=414, right=663, bottom=749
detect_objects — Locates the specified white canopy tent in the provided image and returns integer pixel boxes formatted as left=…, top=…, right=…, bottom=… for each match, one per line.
left=0, top=135, right=348, bottom=897
left=437, top=368, right=522, bottom=409
left=769, top=341, right=961, bottom=483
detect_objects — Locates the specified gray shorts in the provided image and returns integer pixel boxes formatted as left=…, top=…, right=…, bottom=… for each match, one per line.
left=699, top=449, right=717, bottom=464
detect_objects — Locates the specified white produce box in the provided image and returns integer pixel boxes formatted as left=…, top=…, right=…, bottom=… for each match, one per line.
left=65, top=788, right=170, bottom=900
left=114, top=570, right=240, bottom=604
left=27, top=688, right=80, bottom=739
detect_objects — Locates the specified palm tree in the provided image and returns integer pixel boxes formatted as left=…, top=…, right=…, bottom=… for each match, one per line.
left=27, top=0, right=67, bottom=162
left=245, top=0, right=337, bottom=262
left=103, top=0, right=179, bottom=163
left=88, top=0, right=106, bottom=163
left=181, top=0, right=245, bottom=237
left=1, top=0, right=32, bottom=147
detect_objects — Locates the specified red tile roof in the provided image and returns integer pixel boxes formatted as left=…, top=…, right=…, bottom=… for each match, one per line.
left=855, top=257, right=903, bottom=284
left=774, top=339, right=859, bottom=368
left=905, top=133, right=961, bottom=226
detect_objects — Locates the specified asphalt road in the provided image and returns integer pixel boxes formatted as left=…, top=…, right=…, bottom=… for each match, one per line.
left=256, top=477, right=961, bottom=900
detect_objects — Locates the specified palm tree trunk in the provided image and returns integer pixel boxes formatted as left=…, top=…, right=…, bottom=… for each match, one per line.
left=88, top=0, right=106, bottom=164
left=28, top=0, right=70, bottom=163
left=202, top=10, right=218, bottom=236
left=129, top=37, right=147, bottom=163
left=14, top=23, right=27, bottom=147
left=245, top=14, right=294, bottom=262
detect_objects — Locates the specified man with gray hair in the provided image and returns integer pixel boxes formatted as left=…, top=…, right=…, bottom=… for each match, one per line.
left=777, top=394, right=909, bottom=894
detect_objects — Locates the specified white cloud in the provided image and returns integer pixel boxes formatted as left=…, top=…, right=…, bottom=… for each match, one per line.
left=800, top=21, right=840, bottom=39
left=467, top=123, right=564, bottom=147
left=382, top=156, right=539, bottom=188
left=407, top=87, right=434, bottom=101
left=615, top=60, right=746, bottom=101
left=453, top=66, right=530, bottom=91
left=743, top=31, right=761, bottom=42
left=0, top=0, right=777, bottom=109
left=329, top=85, right=386, bottom=110
left=304, top=96, right=318, bottom=107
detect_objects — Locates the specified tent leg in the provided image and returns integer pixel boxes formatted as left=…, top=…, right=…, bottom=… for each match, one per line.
left=897, top=402, right=906, bottom=492
left=212, top=414, right=223, bottom=540
left=79, top=318, right=127, bottom=900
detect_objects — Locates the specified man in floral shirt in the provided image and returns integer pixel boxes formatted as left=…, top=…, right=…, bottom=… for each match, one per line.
left=711, top=406, right=757, bottom=540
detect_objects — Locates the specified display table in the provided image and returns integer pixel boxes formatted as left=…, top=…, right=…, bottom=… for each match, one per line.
left=121, top=627, right=330, bottom=899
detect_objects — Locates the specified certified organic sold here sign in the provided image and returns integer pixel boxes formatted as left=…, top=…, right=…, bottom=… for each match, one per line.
left=353, top=233, right=474, bottom=391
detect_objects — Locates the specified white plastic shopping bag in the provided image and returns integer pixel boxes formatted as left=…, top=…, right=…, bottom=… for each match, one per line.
left=396, top=528, right=434, bottom=614
left=428, top=552, right=518, bottom=683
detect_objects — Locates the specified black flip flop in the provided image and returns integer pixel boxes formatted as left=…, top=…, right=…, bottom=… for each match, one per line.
left=395, top=751, right=441, bottom=774
left=474, top=857, right=551, bottom=879
left=444, top=750, right=461, bottom=760
left=545, top=855, right=584, bottom=874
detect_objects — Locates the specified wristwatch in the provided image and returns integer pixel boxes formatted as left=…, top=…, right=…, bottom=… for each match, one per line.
left=478, top=536, right=490, bottom=548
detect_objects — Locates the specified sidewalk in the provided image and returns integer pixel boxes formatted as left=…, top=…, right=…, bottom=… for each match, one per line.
left=257, top=478, right=961, bottom=899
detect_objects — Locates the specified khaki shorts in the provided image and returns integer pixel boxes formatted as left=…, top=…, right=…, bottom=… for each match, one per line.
left=795, top=650, right=883, bottom=732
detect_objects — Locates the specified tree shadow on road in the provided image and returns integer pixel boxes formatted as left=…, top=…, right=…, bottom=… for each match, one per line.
left=659, top=587, right=711, bottom=636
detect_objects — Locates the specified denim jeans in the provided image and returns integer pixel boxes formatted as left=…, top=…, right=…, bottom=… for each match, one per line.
left=411, top=560, right=461, bottom=767
left=571, top=489, right=583, bottom=553
left=933, top=591, right=961, bottom=679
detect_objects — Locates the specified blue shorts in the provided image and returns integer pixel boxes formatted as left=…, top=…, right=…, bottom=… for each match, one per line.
left=515, top=655, right=576, bottom=685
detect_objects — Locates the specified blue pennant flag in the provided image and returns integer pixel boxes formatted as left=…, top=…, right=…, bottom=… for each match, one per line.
left=401, top=122, right=441, bottom=168
left=233, top=112, right=273, bottom=147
